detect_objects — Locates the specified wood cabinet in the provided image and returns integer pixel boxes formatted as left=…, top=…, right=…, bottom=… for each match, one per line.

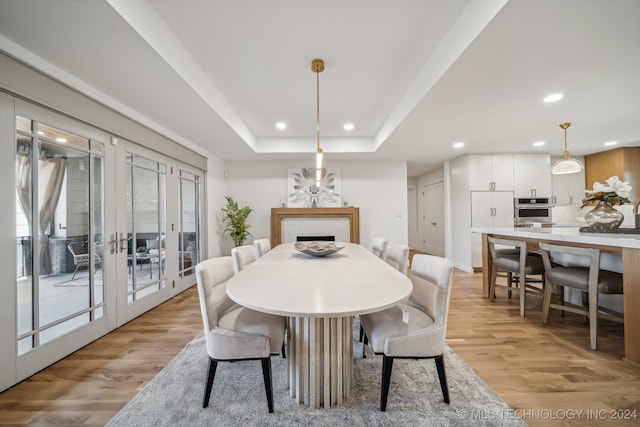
left=513, top=154, right=551, bottom=197
left=551, top=167, right=585, bottom=205
left=584, top=147, right=640, bottom=202
left=469, top=155, right=514, bottom=191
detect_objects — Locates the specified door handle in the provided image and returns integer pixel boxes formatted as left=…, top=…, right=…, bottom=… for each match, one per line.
left=119, top=232, right=128, bottom=253
left=109, top=233, right=118, bottom=255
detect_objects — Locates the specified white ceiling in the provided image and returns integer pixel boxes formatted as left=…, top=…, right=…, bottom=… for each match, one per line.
left=1, top=0, right=639, bottom=177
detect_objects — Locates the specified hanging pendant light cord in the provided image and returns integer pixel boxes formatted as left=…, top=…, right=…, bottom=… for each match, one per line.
left=316, top=67, right=320, bottom=153
left=560, top=122, right=571, bottom=160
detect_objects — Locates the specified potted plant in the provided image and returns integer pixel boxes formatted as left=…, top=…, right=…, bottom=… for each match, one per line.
left=221, top=196, right=253, bottom=246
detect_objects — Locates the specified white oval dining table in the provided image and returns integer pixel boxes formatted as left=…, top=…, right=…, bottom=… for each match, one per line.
left=226, top=242, right=413, bottom=409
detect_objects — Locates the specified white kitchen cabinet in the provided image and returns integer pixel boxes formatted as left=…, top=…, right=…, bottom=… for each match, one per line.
left=471, top=191, right=514, bottom=267
left=513, top=154, right=552, bottom=198
left=469, top=154, right=514, bottom=191
left=551, top=167, right=586, bottom=205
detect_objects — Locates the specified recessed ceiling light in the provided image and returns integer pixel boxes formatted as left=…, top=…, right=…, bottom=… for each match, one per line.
left=275, top=122, right=287, bottom=130
left=604, top=141, right=617, bottom=146
left=533, top=141, right=545, bottom=147
left=453, top=142, right=464, bottom=149
left=55, top=137, right=67, bottom=143
left=544, top=93, right=563, bottom=103
left=37, top=131, right=44, bottom=135
left=343, top=123, right=354, bottom=131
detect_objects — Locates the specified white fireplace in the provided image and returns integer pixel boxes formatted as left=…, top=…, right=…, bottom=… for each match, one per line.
left=271, top=207, right=360, bottom=246
left=282, top=217, right=350, bottom=243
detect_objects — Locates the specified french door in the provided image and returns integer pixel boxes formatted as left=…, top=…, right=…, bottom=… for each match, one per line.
left=3, top=97, right=203, bottom=390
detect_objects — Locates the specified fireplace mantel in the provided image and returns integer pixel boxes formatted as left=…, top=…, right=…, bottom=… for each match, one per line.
left=271, top=207, right=360, bottom=246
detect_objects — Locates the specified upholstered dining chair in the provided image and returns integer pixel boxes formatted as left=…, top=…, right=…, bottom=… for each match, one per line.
left=253, top=238, right=272, bottom=259
left=195, top=257, right=286, bottom=412
left=231, top=244, right=257, bottom=274
left=538, top=243, right=623, bottom=350
left=232, top=243, right=287, bottom=358
left=488, top=237, right=545, bottom=317
left=385, top=243, right=410, bottom=276
left=371, top=237, right=389, bottom=260
left=360, top=254, right=454, bottom=411
left=359, top=237, right=398, bottom=342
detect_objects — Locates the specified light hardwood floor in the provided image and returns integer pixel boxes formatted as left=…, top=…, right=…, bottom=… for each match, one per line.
left=0, top=269, right=639, bottom=426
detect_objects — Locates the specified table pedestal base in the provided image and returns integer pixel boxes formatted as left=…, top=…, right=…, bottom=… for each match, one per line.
left=288, top=316, right=353, bottom=408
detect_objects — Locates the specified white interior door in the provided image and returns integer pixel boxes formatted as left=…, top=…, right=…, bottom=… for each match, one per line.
left=407, top=185, right=418, bottom=249
left=422, top=182, right=445, bottom=256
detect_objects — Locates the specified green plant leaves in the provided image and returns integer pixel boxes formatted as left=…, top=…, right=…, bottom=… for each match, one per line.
left=221, top=196, right=253, bottom=246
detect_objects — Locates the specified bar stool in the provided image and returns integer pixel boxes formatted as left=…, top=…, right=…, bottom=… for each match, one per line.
left=538, top=243, right=623, bottom=350
left=488, top=237, right=546, bottom=317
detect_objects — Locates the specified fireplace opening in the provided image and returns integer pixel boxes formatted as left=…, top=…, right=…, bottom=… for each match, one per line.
left=296, top=235, right=335, bottom=242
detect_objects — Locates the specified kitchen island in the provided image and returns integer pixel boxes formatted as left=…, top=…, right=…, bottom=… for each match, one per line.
left=472, top=226, right=640, bottom=365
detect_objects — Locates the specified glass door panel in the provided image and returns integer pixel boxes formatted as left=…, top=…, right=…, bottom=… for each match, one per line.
left=178, top=170, right=200, bottom=278
left=125, top=153, right=167, bottom=303
left=15, top=115, right=105, bottom=355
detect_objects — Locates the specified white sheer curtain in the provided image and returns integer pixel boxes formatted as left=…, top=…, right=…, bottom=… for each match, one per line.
left=16, top=153, right=67, bottom=275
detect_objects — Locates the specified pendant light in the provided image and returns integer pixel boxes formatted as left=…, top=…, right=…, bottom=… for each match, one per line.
left=551, top=122, right=584, bottom=175
left=311, top=59, right=324, bottom=184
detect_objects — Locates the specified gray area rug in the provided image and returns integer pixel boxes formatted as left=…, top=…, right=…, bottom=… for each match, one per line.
left=108, top=327, right=524, bottom=427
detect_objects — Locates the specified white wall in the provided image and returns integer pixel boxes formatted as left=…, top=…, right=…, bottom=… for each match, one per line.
left=447, top=155, right=473, bottom=272
left=221, top=159, right=408, bottom=254
left=205, top=155, right=227, bottom=258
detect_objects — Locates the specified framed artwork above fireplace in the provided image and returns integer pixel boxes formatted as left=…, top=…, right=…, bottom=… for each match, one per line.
left=287, top=167, right=341, bottom=208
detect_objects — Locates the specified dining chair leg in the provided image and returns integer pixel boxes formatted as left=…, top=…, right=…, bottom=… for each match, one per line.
left=202, top=358, right=218, bottom=408
left=362, top=334, right=368, bottom=358
left=434, top=354, right=450, bottom=404
left=359, top=324, right=364, bottom=342
left=489, top=266, right=498, bottom=300
left=261, top=357, right=275, bottom=413
left=541, top=277, right=552, bottom=325
left=588, top=289, right=598, bottom=351
left=380, top=355, right=394, bottom=411
left=518, top=263, right=526, bottom=317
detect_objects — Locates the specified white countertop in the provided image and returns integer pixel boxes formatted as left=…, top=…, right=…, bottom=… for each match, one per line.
left=471, top=226, right=640, bottom=249
left=226, top=242, right=413, bottom=318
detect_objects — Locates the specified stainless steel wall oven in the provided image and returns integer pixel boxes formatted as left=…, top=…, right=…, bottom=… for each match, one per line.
left=514, top=197, right=553, bottom=226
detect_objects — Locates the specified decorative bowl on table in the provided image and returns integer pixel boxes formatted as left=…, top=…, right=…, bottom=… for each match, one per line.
left=294, top=241, right=344, bottom=257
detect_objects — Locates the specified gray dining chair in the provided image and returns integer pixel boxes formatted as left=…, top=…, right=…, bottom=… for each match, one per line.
left=361, top=254, right=454, bottom=411
left=195, top=256, right=286, bottom=412
left=231, top=244, right=257, bottom=273
left=253, top=238, right=272, bottom=259
left=538, top=243, right=623, bottom=350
